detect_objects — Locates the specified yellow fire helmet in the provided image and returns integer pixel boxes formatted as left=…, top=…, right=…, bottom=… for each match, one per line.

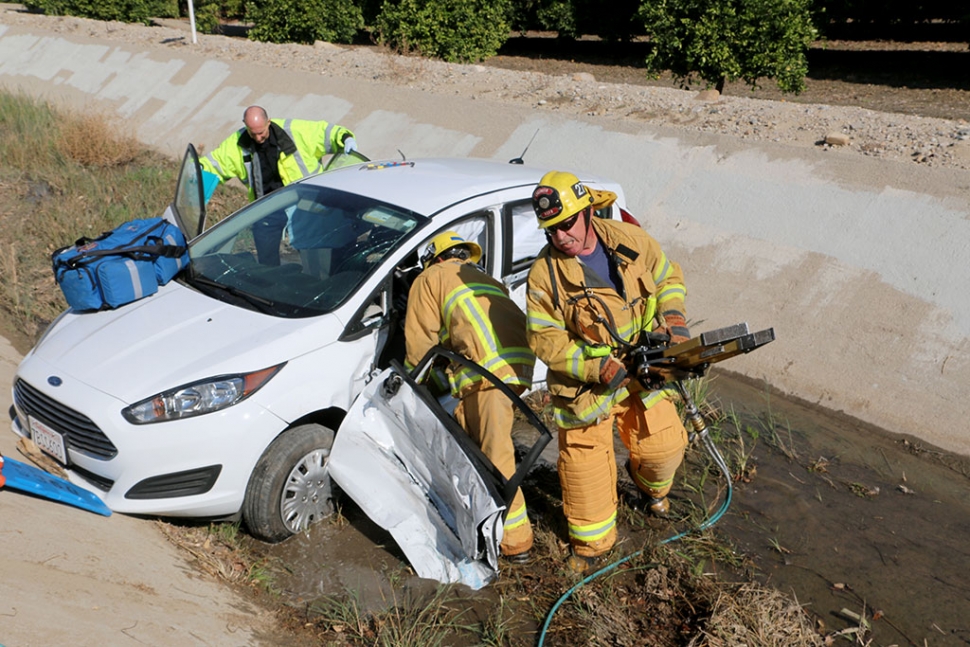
left=532, top=170, right=618, bottom=229
left=419, top=230, right=482, bottom=268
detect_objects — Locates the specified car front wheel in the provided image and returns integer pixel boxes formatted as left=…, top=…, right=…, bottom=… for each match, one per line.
left=243, top=423, right=336, bottom=542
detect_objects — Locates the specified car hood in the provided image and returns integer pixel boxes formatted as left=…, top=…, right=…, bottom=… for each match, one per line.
left=27, top=282, right=342, bottom=403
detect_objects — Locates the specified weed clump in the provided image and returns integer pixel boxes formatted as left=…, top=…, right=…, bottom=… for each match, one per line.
left=57, top=111, right=142, bottom=168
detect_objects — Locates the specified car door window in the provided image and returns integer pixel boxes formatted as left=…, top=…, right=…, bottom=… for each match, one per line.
left=415, top=212, right=491, bottom=272
left=171, top=144, right=207, bottom=239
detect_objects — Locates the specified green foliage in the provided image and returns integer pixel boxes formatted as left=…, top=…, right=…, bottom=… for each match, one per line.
left=515, top=0, right=642, bottom=42
left=180, top=0, right=247, bottom=34
left=638, top=0, right=818, bottom=94
left=376, top=0, right=513, bottom=63
left=24, top=0, right=178, bottom=22
left=246, top=0, right=363, bottom=45
left=535, top=0, right=578, bottom=39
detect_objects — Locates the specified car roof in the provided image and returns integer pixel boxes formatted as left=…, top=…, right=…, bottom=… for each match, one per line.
left=303, top=157, right=617, bottom=216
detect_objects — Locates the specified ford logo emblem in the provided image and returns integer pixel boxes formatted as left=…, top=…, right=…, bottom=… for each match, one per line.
left=47, top=376, right=63, bottom=387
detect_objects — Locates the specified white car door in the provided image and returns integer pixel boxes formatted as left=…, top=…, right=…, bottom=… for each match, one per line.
left=328, top=349, right=552, bottom=590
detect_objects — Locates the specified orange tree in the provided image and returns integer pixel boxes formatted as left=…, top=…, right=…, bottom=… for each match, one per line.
left=638, top=0, right=818, bottom=94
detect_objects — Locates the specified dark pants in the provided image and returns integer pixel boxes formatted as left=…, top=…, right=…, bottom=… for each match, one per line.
left=252, top=210, right=288, bottom=266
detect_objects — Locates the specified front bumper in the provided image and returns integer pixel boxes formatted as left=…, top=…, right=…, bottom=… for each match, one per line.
left=11, top=355, right=287, bottom=518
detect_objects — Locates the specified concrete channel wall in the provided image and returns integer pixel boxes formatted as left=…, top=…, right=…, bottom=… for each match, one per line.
left=1, top=15, right=968, bottom=457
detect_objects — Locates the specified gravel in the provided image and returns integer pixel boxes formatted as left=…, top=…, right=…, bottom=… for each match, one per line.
left=5, top=7, right=970, bottom=171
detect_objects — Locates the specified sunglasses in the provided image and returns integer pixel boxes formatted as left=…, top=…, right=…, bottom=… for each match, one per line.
left=546, top=211, right=582, bottom=234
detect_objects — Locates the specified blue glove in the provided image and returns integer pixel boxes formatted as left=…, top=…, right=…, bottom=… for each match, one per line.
left=201, top=170, right=220, bottom=205
left=343, top=136, right=358, bottom=155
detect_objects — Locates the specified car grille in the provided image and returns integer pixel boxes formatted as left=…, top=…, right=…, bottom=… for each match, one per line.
left=13, top=378, right=119, bottom=460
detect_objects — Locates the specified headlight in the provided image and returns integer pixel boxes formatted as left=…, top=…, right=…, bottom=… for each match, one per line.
left=122, top=363, right=285, bottom=424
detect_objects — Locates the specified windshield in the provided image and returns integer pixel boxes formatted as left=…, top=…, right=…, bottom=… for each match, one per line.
left=185, top=182, right=423, bottom=317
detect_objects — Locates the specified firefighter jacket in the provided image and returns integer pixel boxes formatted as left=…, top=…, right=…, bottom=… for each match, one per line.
left=526, top=217, right=686, bottom=429
left=200, top=118, right=354, bottom=202
left=405, top=258, right=535, bottom=398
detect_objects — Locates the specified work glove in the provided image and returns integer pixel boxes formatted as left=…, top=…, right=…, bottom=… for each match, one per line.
left=598, top=355, right=629, bottom=391
left=343, top=136, right=358, bottom=154
left=201, top=169, right=220, bottom=205
left=660, top=311, right=691, bottom=345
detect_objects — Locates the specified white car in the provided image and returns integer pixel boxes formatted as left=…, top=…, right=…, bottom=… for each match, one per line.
left=10, top=146, right=634, bottom=542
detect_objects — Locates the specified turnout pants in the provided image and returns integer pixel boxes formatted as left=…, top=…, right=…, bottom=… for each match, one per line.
left=559, top=396, right=687, bottom=558
left=454, top=386, right=534, bottom=556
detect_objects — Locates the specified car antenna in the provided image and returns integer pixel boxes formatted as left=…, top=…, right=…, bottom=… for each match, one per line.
left=509, top=129, right=539, bottom=165
left=398, top=149, right=407, bottom=161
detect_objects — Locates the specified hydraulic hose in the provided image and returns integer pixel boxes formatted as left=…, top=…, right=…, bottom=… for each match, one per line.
left=536, top=381, right=733, bottom=647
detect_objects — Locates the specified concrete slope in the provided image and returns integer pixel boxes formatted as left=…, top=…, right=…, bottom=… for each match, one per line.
left=0, top=13, right=967, bottom=457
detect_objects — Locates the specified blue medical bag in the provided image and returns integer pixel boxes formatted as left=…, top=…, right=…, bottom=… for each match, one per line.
left=52, top=217, right=189, bottom=311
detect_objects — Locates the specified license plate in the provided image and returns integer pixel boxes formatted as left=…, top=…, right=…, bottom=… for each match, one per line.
left=28, top=416, right=68, bottom=465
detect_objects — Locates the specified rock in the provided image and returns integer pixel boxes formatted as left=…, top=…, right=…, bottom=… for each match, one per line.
left=825, top=132, right=851, bottom=146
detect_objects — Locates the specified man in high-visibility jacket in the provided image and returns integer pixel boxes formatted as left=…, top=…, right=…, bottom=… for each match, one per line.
left=404, top=231, right=537, bottom=562
left=525, top=171, right=690, bottom=574
left=200, top=105, right=357, bottom=265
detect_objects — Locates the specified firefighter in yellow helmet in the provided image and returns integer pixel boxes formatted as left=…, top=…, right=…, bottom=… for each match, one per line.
left=525, top=171, right=690, bottom=574
left=404, top=231, right=537, bottom=562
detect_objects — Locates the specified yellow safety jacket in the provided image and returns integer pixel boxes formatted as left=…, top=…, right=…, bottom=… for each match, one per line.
left=405, top=259, right=535, bottom=398
left=200, top=118, right=354, bottom=201
left=526, top=217, right=686, bottom=429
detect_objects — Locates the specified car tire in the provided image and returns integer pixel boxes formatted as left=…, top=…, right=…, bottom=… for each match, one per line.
left=243, top=423, right=336, bottom=543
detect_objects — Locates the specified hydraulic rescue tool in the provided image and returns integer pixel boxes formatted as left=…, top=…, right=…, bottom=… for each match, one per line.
left=626, top=322, right=775, bottom=440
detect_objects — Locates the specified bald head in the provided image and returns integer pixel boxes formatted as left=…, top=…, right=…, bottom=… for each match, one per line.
left=243, top=105, right=270, bottom=143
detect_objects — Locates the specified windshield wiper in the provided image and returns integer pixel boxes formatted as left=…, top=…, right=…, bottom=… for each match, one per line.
left=188, top=274, right=279, bottom=315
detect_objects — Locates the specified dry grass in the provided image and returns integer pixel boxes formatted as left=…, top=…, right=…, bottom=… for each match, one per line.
left=691, top=582, right=825, bottom=646
left=57, top=109, right=142, bottom=168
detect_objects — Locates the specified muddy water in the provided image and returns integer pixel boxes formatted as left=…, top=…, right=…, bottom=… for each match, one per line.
left=711, top=373, right=970, bottom=647
left=256, top=370, right=970, bottom=646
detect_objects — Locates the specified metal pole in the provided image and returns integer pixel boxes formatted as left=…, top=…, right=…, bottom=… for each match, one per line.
left=187, top=0, right=198, bottom=44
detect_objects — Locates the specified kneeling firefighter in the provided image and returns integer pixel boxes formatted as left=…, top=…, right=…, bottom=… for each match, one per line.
left=525, top=171, right=691, bottom=573
left=404, top=231, right=537, bottom=562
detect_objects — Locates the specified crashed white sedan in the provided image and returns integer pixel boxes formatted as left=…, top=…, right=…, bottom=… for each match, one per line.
left=10, top=146, right=634, bottom=545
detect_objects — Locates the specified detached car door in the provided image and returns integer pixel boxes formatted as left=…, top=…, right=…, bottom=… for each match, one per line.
left=328, top=350, right=551, bottom=590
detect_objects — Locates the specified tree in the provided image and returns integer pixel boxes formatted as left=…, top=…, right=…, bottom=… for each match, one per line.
left=638, top=0, right=818, bottom=94
left=247, top=0, right=363, bottom=45
left=377, top=0, right=513, bottom=63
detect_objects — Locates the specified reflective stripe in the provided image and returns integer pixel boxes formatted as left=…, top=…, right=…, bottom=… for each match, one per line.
left=658, top=283, right=686, bottom=304
left=504, top=502, right=530, bottom=530
left=124, top=260, right=143, bottom=299
left=451, top=349, right=533, bottom=392
left=442, top=282, right=533, bottom=393
left=554, top=386, right=630, bottom=428
left=281, top=119, right=313, bottom=177
left=568, top=511, right=616, bottom=542
left=528, top=310, right=564, bottom=331
left=652, top=252, right=672, bottom=283
left=324, top=123, right=336, bottom=155
left=204, top=153, right=226, bottom=177
left=632, top=470, right=673, bottom=491
left=639, top=386, right=677, bottom=410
